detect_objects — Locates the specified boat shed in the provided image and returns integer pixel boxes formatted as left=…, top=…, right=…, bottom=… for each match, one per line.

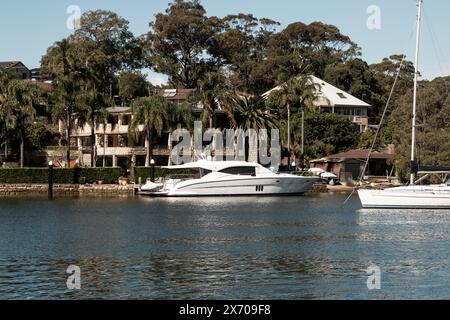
left=310, top=149, right=394, bottom=181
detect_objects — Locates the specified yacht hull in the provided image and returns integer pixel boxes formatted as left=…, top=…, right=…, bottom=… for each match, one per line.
left=358, top=186, right=450, bottom=209
left=151, top=176, right=318, bottom=197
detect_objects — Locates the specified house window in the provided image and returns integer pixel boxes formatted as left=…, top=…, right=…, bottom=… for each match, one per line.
left=337, top=93, right=347, bottom=99
left=119, top=135, right=128, bottom=147
left=122, top=115, right=130, bottom=126
left=108, top=135, right=114, bottom=147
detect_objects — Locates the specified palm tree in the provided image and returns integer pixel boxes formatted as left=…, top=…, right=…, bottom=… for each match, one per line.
left=45, top=38, right=85, bottom=168
left=4, top=80, right=38, bottom=168
left=225, top=94, right=278, bottom=131
left=267, top=75, right=320, bottom=168
left=194, top=72, right=229, bottom=129
left=0, top=69, right=11, bottom=161
left=224, top=94, right=278, bottom=162
left=167, top=102, right=194, bottom=165
left=129, top=95, right=170, bottom=166
left=78, top=86, right=111, bottom=168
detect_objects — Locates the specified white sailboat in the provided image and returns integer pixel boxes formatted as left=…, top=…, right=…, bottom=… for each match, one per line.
left=358, top=0, right=450, bottom=209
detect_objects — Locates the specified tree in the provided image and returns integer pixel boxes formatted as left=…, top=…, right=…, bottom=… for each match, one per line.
left=2, top=80, right=39, bottom=167
left=25, top=122, right=53, bottom=151
left=118, top=70, right=150, bottom=104
left=72, top=10, right=143, bottom=90
left=390, top=76, right=450, bottom=181
left=144, top=0, right=215, bottom=88
left=304, top=113, right=360, bottom=160
left=266, top=75, right=320, bottom=167
left=266, top=22, right=360, bottom=82
left=225, top=95, right=277, bottom=130
left=0, top=69, right=12, bottom=161
left=42, top=10, right=141, bottom=167
left=210, top=14, right=280, bottom=94
left=42, top=38, right=85, bottom=168
left=192, top=71, right=229, bottom=128
left=129, top=95, right=170, bottom=166
left=167, top=102, right=194, bottom=165
left=370, top=54, right=415, bottom=96
left=78, top=84, right=112, bottom=167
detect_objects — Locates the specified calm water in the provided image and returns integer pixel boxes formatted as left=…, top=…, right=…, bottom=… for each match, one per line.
left=1, top=193, right=450, bottom=299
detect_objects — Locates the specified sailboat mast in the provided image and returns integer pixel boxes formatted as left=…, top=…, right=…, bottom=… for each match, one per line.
left=410, top=0, right=423, bottom=185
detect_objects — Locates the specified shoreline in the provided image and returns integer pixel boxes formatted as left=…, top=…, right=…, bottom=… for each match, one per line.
left=0, top=184, right=135, bottom=197
left=0, top=182, right=329, bottom=197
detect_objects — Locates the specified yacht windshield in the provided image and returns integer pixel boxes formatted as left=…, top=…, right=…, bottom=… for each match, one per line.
left=198, top=168, right=212, bottom=178
left=219, top=166, right=256, bottom=176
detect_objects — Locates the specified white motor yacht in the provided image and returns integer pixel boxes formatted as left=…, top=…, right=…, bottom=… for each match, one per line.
left=140, top=160, right=318, bottom=197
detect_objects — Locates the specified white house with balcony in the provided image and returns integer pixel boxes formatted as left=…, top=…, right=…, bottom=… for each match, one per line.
left=53, top=89, right=196, bottom=168
left=263, top=75, right=371, bottom=132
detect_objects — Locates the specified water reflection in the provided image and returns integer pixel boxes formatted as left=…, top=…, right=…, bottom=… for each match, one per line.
left=0, top=255, right=369, bottom=300
left=1, top=195, right=450, bottom=299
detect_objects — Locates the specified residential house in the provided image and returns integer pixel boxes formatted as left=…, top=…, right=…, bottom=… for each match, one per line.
left=310, top=148, right=394, bottom=181
left=263, top=75, right=371, bottom=132
left=0, top=61, right=31, bottom=80
left=56, top=89, right=197, bottom=168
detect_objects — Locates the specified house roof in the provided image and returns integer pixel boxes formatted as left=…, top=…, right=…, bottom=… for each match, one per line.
left=311, top=149, right=392, bottom=163
left=0, top=61, right=28, bottom=69
left=263, top=75, right=371, bottom=108
left=155, top=88, right=194, bottom=101
left=106, top=106, right=132, bottom=114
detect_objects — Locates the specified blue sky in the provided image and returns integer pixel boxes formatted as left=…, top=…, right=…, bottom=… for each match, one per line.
left=1, top=0, right=449, bottom=84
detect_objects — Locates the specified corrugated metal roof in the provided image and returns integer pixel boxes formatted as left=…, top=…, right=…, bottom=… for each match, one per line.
left=311, top=149, right=392, bottom=163
left=263, top=75, right=371, bottom=108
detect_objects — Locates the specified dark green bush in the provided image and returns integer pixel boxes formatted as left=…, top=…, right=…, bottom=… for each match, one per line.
left=0, top=167, right=122, bottom=184
left=77, top=167, right=122, bottom=184
left=130, top=166, right=196, bottom=183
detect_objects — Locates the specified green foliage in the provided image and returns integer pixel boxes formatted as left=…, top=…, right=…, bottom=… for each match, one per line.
left=78, top=167, right=123, bottom=184
left=26, top=2, right=450, bottom=179
left=130, top=166, right=197, bottom=183
left=118, top=70, right=150, bottom=102
left=0, top=167, right=122, bottom=184
left=210, top=14, right=280, bottom=94
left=358, top=130, right=378, bottom=150
left=225, top=95, right=278, bottom=130
left=129, top=95, right=171, bottom=138
left=304, top=113, right=360, bottom=159
left=192, top=71, right=230, bottom=128
left=266, top=21, right=359, bottom=83
left=25, top=123, right=53, bottom=150
left=144, top=0, right=215, bottom=88
left=324, top=59, right=384, bottom=119
left=0, top=75, right=42, bottom=167
left=390, top=76, right=450, bottom=181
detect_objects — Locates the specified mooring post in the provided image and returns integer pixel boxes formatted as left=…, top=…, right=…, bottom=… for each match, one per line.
left=48, top=161, right=54, bottom=201
left=150, top=159, right=155, bottom=183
